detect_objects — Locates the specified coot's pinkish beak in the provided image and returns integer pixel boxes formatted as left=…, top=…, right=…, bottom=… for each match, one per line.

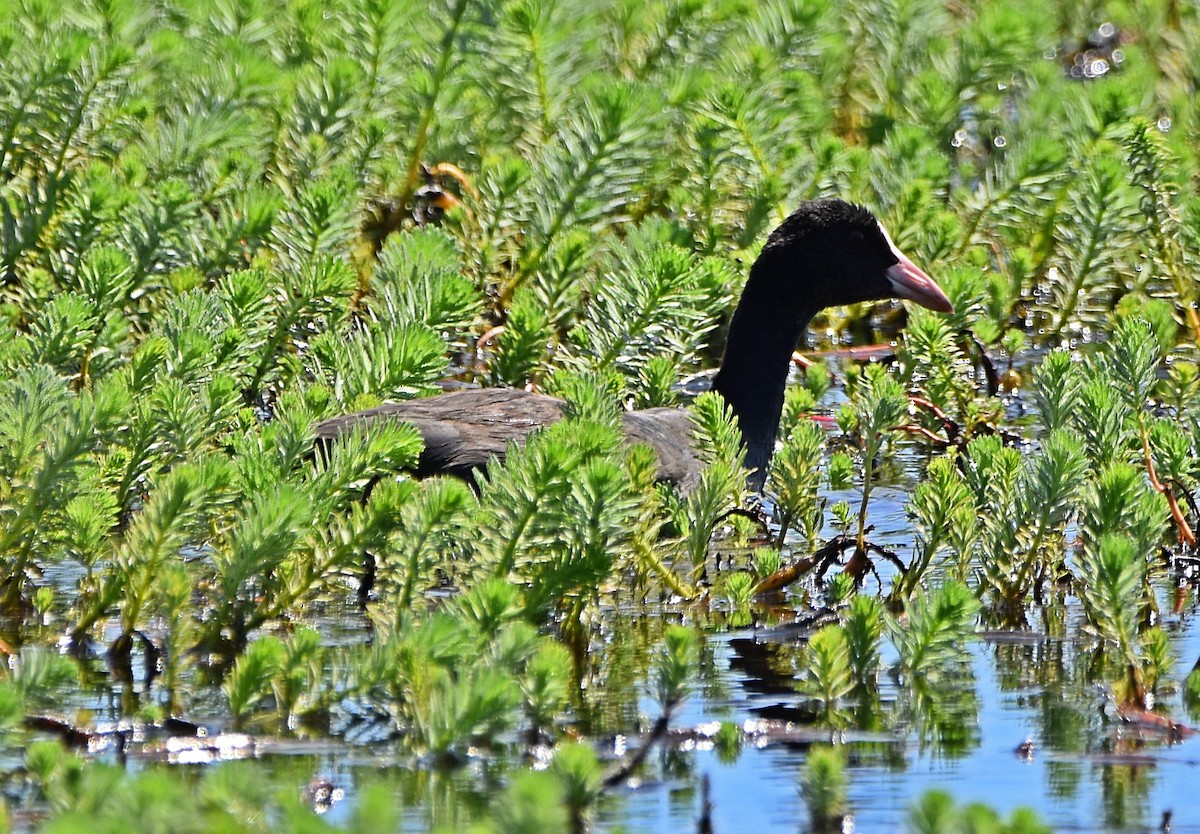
left=878, top=222, right=954, bottom=314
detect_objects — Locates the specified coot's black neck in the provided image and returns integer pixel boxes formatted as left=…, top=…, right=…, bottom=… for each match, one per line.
left=712, top=254, right=816, bottom=489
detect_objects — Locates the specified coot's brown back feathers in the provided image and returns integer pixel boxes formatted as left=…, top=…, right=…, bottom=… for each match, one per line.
left=313, top=388, right=700, bottom=487
left=619, top=407, right=701, bottom=487
left=313, top=388, right=567, bottom=481
left=312, top=200, right=953, bottom=491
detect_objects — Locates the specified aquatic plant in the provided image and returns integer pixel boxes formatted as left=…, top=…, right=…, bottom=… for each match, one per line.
left=768, top=417, right=827, bottom=550
left=891, top=581, right=980, bottom=682
left=2, top=0, right=1200, bottom=830
left=800, top=745, right=849, bottom=832
left=838, top=363, right=910, bottom=578
left=907, top=789, right=1051, bottom=834
left=797, top=624, right=854, bottom=727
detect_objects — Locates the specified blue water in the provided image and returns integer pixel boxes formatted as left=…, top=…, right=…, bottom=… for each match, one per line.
left=592, top=616, right=1200, bottom=833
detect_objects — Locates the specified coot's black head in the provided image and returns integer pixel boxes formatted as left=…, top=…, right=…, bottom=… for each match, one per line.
left=754, top=199, right=953, bottom=314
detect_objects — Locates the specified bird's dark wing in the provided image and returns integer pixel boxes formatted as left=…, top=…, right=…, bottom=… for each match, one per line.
left=313, top=388, right=568, bottom=480
left=314, top=389, right=703, bottom=488
left=621, top=407, right=702, bottom=490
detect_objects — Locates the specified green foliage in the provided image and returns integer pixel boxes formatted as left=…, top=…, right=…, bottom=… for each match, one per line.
left=976, top=430, right=1086, bottom=618
left=474, top=415, right=636, bottom=619
left=1105, top=317, right=1160, bottom=413
left=1044, top=145, right=1136, bottom=337
left=828, top=453, right=854, bottom=491
left=897, top=454, right=975, bottom=595
left=565, top=238, right=727, bottom=386
left=522, top=641, right=573, bottom=735
left=635, top=355, right=681, bottom=410
left=1032, top=351, right=1083, bottom=436
left=2, top=649, right=77, bottom=711
left=1156, top=360, right=1195, bottom=417
left=1185, top=667, right=1200, bottom=719
left=723, top=571, right=755, bottom=619
left=906, top=789, right=1050, bottom=834
left=343, top=611, right=534, bottom=759
left=768, top=418, right=826, bottom=549
left=472, top=771, right=569, bottom=834
left=413, top=667, right=522, bottom=758
left=490, top=288, right=552, bottom=387
left=500, top=84, right=658, bottom=301
left=798, top=625, right=854, bottom=727
left=800, top=746, right=848, bottom=831
left=3, top=0, right=1200, bottom=829
left=274, top=626, right=326, bottom=721
left=239, top=253, right=358, bottom=396
left=1123, top=118, right=1197, bottom=328
left=897, top=300, right=978, bottom=418
left=0, top=364, right=123, bottom=603
left=372, top=475, right=475, bottom=629
left=310, top=323, right=447, bottom=407
left=549, top=743, right=604, bottom=820
left=670, top=392, right=747, bottom=580
left=844, top=594, right=884, bottom=689
left=752, top=547, right=783, bottom=581
left=1075, top=534, right=1149, bottom=702
left=1140, top=627, right=1172, bottom=695
left=891, top=582, right=979, bottom=680
left=369, top=228, right=482, bottom=350
left=1077, top=462, right=1166, bottom=567
left=843, top=363, right=909, bottom=558
left=224, top=636, right=286, bottom=728
left=654, top=625, right=698, bottom=709
left=23, top=751, right=403, bottom=834
left=802, top=363, right=833, bottom=402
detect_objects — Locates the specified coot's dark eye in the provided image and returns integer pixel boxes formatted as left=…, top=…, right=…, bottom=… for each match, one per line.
left=849, top=229, right=865, bottom=242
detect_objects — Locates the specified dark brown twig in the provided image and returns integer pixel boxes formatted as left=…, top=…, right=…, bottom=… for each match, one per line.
left=968, top=331, right=1001, bottom=396
left=1167, top=478, right=1200, bottom=537
left=603, top=711, right=673, bottom=788
left=1139, top=426, right=1198, bottom=547
left=908, top=395, right=962, bottom=444
left=869, top=542, right=907, bottom=573
left=715, top=506, right=772, bottom=539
